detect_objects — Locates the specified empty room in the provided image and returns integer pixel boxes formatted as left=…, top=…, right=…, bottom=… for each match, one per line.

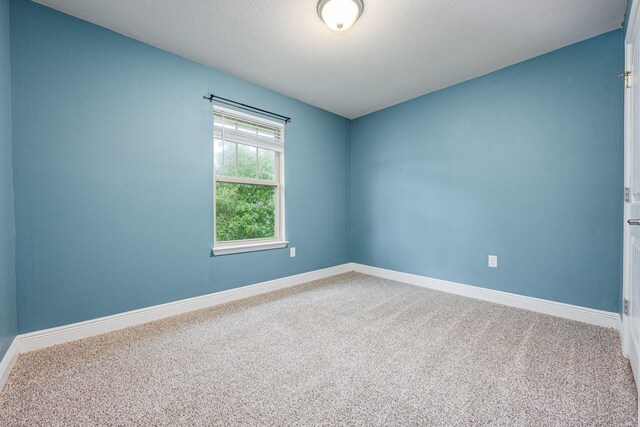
left=0, top=0, right=639, bottom=425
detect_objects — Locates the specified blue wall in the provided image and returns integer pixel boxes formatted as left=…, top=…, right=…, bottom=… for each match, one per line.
left=351, top=30, right=624, bottom=312
left=10, top=0, right=351, bottom=333
left=0, top=0, right=16, bottom=359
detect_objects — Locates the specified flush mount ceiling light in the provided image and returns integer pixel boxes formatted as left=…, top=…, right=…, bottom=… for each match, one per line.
left=317, top=0, right=364, bottom=32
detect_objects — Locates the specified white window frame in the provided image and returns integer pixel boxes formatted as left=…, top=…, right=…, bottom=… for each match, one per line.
left=212, top=106, right=287, bottom=255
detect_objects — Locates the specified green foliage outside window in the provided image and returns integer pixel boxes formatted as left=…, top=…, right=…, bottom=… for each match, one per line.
left=216, top=182, right=276, bottom=242
left=214, top=137, right=279, bottom=243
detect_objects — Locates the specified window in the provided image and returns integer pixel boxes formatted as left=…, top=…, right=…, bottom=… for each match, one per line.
left=212, top=106, right=286, bottom=255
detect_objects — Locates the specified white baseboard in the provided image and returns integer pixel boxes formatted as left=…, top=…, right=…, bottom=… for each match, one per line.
left=351, top=263, right=620, bottom=329
left=18, top=263, right=353, bottom=354
left=0, top=338, right=20, bottom=393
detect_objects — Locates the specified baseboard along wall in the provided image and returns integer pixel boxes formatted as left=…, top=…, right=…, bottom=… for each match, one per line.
left=0, top=339, right=19, bottom=394
left=351, top=263, right=620, bottom=329
left=0, top=262, right=622, bottom=392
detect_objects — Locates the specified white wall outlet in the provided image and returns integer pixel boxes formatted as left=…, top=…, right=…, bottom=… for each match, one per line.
left=290, top=247, right=296, bottom=258
left=488, top=255, right=498, bottom=268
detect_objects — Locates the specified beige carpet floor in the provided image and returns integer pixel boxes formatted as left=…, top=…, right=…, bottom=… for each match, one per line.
left=0, top=272, right=637, bottom=426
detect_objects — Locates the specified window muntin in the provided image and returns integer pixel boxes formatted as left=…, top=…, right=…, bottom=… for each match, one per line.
left=213, top=106, right=284, bottom=248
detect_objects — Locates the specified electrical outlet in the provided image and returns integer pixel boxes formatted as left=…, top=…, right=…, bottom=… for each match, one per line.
left=488, top=255, right=498, bottom=268
left=290, top=247, right=296, bottom=258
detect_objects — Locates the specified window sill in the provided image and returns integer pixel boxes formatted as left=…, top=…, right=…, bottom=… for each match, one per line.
left=212, top=241, right=289, bottom=256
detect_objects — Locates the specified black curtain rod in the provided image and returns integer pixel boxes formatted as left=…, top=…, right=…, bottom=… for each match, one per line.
left=203, top=94, right=291, bottom=124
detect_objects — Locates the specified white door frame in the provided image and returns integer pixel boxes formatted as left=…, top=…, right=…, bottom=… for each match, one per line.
left=623, top=23, right=632, bottom=361
left=623, top=0, right=640, bottom=384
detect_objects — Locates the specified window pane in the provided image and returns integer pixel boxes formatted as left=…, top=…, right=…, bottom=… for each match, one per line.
left=237, top=144, right=257, bottom=179
left=214, top=140, right=237, bottom=177
left=214, top=139, right=223, bottom=173
left=258, top=149, right=276, bottom=180
left=216, top=182, right=276, bottom=242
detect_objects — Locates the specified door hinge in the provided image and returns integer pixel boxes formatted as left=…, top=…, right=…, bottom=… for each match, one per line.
left=624, top=298, right=630, bottom=315
left=625, top=187, right=631, bottom=203
left=620, top=71, right=632, bottom=88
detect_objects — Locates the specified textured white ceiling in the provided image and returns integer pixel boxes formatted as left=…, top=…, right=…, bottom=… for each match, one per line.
left=33, top=0, right=626, bottom=119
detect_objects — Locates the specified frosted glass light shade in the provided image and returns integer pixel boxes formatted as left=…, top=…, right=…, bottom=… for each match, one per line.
left=317, top=0, right=364, bottom=32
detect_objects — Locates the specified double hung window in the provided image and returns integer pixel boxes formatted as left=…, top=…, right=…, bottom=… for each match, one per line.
left=212, top=106, right=286, bottom=255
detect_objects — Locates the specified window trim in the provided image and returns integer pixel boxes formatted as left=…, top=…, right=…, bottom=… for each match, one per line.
left=212, top=240, right=289, bottom=256
left=212, top=106, right=286, bottom=255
